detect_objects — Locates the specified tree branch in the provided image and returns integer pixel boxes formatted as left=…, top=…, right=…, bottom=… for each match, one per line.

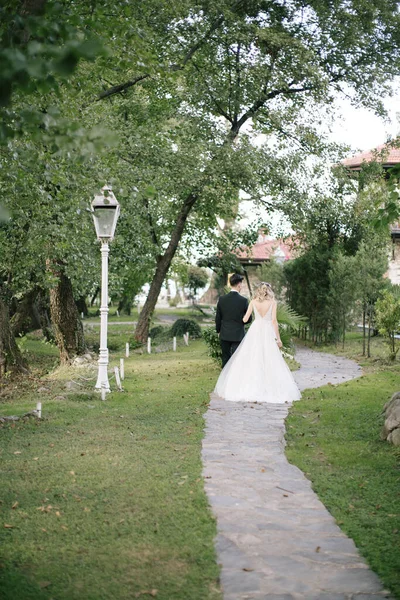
left=96, top=7, right=230, bottom=101
left=97, top=74, right=150, bottom=100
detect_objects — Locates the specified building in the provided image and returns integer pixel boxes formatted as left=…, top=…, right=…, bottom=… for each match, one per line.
left=235, top=233, right=296, bottom=296
left=342, top=142, right=400, bottom=284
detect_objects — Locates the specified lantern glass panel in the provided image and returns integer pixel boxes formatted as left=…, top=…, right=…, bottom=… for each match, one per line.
left=93, top=207, right=116, bottom=238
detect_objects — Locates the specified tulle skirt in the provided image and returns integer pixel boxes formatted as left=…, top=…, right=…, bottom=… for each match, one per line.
left=214, top=320, right=301, bottom=404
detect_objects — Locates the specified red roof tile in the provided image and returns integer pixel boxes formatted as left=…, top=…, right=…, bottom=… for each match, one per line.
left=342, top=142, right=400, bottom=169
left=236, top=236, right=295, bottom=262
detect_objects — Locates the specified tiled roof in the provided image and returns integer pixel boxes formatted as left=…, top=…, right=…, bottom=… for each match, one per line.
left=342, top=142, right=400, bottom=169
left=236, top=236, right=294, bottom=262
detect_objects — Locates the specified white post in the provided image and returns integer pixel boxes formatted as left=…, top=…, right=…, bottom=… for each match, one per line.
left=147, top=337, right=151, bottom=354
left=173, top=336, right=176, bottom=351
left=125, top=342, right=129, bottom=358
left=116, top=309, right=119, bottom=317
left=184, top=332, right=189, bottom=346
left=120, top=358, right=125, bottom=380
left=81, top=312, right=84, bottom=320
left=114, top=366, right=123, bottom=391
left=101, top=383, right=106, bottom=401
left=36, top=402, right=42, bottom=418
left=95, top=242, right=110, bottom=392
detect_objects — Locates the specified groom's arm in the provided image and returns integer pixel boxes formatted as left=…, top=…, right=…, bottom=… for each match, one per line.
left=216, top=300, right=222, bottom=333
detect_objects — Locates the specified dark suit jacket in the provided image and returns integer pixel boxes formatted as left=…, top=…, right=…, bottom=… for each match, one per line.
left=215, top=291, right=251, bottom=342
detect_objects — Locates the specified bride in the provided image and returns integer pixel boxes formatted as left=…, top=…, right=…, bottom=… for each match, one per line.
left=214, top=282, right=301, bottom=404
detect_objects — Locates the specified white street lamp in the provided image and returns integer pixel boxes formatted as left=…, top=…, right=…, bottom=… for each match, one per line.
left=91, top=185, right=120, bottom=392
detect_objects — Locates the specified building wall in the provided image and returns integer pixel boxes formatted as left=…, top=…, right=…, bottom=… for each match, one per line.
left=388, top=239, right=400, bottom=285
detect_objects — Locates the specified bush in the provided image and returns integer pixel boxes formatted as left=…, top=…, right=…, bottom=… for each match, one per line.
left=149, top=325, right=165, bottom=338
left=171, top=318, right=202, bottom=339
left=168, top=295, right=180, bottom=307
left=203, top=327, right=222, bottom=366
left=149, top=325, right=173, bottom=340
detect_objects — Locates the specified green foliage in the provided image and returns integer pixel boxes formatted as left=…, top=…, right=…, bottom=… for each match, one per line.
left=171, top=319, right=202, bottom=339
left=202, top=327, right=222, bottom=365
left=149, top=325, right=173, bottom=341
left=187, top=266, right=209, bottom=298
left=328, top=252, right=359, bottom=345
left=375, top=288, right=400, bottom=360
left=276, top=303, right=306, bottom=353
left=259, top=258, right=286, bottom=300
left=0, top=1, right=105, bottom=142
left=285, top=169, right=390, bottom=347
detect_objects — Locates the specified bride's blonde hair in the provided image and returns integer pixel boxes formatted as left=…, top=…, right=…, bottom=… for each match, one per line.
left=254, top=281, right=275, bottom=302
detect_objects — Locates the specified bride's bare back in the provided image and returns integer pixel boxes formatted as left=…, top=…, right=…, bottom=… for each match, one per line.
left=252, top=299, right=274, bottom=319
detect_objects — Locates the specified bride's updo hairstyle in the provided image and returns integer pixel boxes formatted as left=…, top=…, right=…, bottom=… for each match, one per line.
left=254, top=282, right=274, bottom=302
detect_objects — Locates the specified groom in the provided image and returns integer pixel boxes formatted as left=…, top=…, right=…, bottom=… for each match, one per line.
left=216, top=273, right=251, bottom=368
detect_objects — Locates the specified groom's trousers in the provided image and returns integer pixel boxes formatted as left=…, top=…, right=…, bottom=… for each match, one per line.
left=220, top=339, right=241, bottom=368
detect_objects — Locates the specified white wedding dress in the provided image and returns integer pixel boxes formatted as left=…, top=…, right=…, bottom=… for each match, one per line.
left=214, top=302, right=301, bottom=404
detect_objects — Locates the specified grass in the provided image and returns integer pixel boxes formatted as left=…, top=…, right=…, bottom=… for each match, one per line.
left=0, top=340, right=222, bottom=600
left=84, top=306, right=214, bottom=324
left=286, top=368, right=400, bottom=599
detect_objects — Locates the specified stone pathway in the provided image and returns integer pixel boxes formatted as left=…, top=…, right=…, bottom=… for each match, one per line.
left=202, top=347, right=393, bottom=600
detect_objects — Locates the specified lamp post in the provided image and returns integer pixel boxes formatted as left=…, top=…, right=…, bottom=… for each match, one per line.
left=91, top=185, right=120, bottom=392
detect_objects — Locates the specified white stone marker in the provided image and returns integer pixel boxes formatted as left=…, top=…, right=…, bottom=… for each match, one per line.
left=114, top=366, right=123, bottom=391
left=101, top=383, right=107, bottom=401
left=147, top=337, right=151, bottom=354
left=81, top=312, right=84, bottom=319
left=116, top=310, right=119, bottom=317
left=120, top=358, right=125, bottom=380
left=36, top=402, right=42, bottom=418
left=125, top=342, right=129, bottom=358
left=184, top=332, right=189, bottom=346
left=173, top=337, right=177, bottom=351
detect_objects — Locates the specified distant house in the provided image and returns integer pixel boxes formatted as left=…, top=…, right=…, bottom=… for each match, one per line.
left=235, top=233, right=296, bottom=295
left=342, top=142, right=400, bottom=285
left=342, top=143, right=400, bottom=172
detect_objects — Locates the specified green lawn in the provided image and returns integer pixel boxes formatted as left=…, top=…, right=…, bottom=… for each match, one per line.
left=286, top=368, right=400, bottom=599
left=0, top=340, right=222, bottom=600
left=84, top=306, right=213, bottom=324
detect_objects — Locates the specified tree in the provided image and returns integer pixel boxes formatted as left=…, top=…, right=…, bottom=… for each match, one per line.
left=0, top=0, right=105, bottom=373
left=328, top=252, right=358, bottom=347
left=187, top=266, right=209, bottom=302
left=375, top=288, right=400, bottom=361
left=259, top=258, right=286, bottom=300
left=353, top=240, right=389, bottom=357
left=88, top=0, right=400, bottom=342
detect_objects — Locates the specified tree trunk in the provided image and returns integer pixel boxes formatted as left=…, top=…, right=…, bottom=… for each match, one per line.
left=48, top=263, right=87, bottom=363
left=75, top=296, right=89, bottom=317
left=117, top=293, right=132, bottom=316
left=10, top=287, right=41, bottom=336
left=0, top=294, right=28, bottom=377
left=90, top=286, right=100, bottom=306
left=32, top=289, right=54, bottom=342
left=243, top=269, right=252, bottom=298
left=342, top=315, right=346, bottom=349
left=367, top=309, right=372, bottom=358
left=135, top=193, right=198, bottom=342
left=362, top=305, right=366, bottom=356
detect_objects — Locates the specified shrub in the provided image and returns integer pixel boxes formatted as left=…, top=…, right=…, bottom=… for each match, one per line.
left=203, top=327, right=222, bottom=366
left=171, top=318, right=202, bottom=339
left=149, top=325, right=173, bottom=340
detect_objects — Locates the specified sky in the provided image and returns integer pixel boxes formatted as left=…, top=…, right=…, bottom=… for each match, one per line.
left=329, top=94, right=400, bottom=152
